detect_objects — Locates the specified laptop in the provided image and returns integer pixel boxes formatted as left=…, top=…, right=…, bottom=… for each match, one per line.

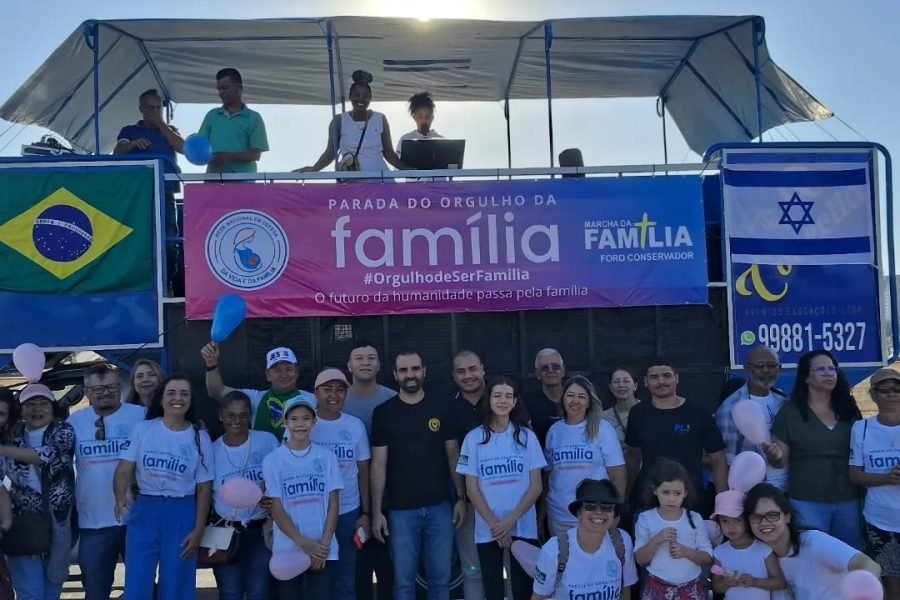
left=401, top=139, right=466, bottom=171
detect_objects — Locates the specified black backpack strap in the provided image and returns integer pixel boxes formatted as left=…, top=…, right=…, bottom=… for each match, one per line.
left=556, top=532, right=569, bottom=576
left=609, top=528, right=626, bottom=586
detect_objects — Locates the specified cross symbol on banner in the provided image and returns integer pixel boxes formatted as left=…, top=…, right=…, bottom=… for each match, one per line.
left=778, top=192, right=815, bottom=234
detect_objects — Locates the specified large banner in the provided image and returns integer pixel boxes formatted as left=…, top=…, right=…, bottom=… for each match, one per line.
left=723, top=149, right=884, bottom=367
left=184, top=178, right=708, bottom=318
left=0, top=161, right=161, bottom=351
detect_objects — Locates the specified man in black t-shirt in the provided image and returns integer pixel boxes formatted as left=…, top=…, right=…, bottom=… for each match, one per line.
left=371, top=351, right=467, bottom=600
left=523, top=347, right=566, bottom=446
left=624, top=362, right=728, bottom=516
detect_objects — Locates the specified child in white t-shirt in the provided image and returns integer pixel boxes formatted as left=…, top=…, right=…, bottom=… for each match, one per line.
left=710, top=489, right=785, bottom=599
left=263, top=395, right=342, bottom=600
left=634, top=458, right=712, bottom=600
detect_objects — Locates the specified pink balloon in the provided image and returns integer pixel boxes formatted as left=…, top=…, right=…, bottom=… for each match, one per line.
left=704, top=520, right=723, bottom=546
left=270, top=550, right=311, bottom=580
left=220, top=477, right=263, bottom=509
left=731, top=400, right=771, bottom=446
left=511, top=540, right=541, bottom=578
left=728, top=451, right=767, bottom=492
left=12, top=343, right=44, bottom=384
left=841, top=570, right=884, bottom=600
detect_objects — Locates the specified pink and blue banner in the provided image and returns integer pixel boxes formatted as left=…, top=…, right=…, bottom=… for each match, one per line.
left=184, top=178, right=708, bottom=318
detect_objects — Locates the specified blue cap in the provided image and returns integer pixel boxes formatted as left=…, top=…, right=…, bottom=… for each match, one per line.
left=283, top=392, right=317, bottom=416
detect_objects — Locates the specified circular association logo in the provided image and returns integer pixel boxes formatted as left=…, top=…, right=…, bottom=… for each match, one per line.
left=606, top=559, right=619, bottom=579
left=339, top=430, right=352, bottom=442
left=313, top=458, right=325, bottom=474
left=33, top=204, right=93, bottom=262
left=205, top=210, right=289, bottom=291
left=428, top=418, right=441, bottom=432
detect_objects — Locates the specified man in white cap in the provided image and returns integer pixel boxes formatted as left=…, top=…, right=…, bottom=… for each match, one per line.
left=201, top=342, right=314, bottom=439
left=311, top=368, right=371, bottom=600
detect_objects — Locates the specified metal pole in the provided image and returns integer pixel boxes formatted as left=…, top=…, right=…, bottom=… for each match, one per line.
left=91, top=22, right=101, bottom=154
left=543, top=22, right=555, bottom=168
left=658, top=96, right=669, bottom=164
left=504, top=99, right=512, bottom=169
left=752, top=17, right=764, bottom=141
left=326, top=20, right=340, bottom=165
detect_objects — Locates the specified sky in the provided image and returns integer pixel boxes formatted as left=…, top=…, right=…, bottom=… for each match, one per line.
left=0, top=0, right=896, bottom=175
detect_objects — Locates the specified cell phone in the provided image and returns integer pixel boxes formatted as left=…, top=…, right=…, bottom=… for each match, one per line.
left=353, top=526, right=367, bottom=549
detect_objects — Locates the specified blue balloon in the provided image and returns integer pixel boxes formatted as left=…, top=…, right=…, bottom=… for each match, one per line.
left=211, top=294, right=247, bottom=342
left=184, top=134, right=213, bottom=166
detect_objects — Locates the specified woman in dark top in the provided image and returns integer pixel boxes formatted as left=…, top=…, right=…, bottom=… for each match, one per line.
left=768, top=350, right=863, bottom=549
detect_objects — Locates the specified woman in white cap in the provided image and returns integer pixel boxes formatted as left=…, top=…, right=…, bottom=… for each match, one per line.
left=0, top=383, right=75, bottom=600
left=263, top=393, right=343, bottom=600
left=849, top=367, right=900, bottom=597
left=310, top=368, right=371, bottom=600
left=532, top=478, right=637, bottom=600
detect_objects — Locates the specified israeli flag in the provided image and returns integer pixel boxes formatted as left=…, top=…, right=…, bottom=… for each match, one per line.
left=722, top=151, right=875, bottom=266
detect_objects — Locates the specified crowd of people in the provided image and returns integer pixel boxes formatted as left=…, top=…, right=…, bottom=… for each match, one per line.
left=0, top=341, right=894, bottom=600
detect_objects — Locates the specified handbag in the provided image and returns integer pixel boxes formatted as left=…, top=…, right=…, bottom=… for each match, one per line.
left=338, top=112, right=370, bottom=172
left=198, top=520, right=240, bottom=566
left=1, top=463, right=52, bottom=556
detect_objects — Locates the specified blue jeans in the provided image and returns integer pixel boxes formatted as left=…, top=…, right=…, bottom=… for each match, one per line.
left=79, top=526, right=127, bottom=600
left=277, top=561, right=335, bottom=600
left=7, top=556, right=64, bottom=600
left=213, top=525, right=272, bottom=600
left=125, top=495, right=198, bottom=600
left=389, top=502, right=454, bottom=600
left=790, top=497, right=864, bottom=549
left=334, top=508, right=360, bottom=600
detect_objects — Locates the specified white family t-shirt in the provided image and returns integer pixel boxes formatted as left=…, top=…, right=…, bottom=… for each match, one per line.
left=68, top=403, right=146, bottom=528
left=850, top=416, right=900, bottom=532
left=212, top=430, right=281, bottom=522
left=457, top=425, right=547, bottom=543
left=748, top=393, right=789, bottom=490
left=544, top=420, right=625, bottom=526
left=713, top=539, right=773, bottom=600
left=777, top=530, right=858, bottom=600
left=311, top=413, right=371, bottom=515
left=263, top=443, right=343, bottom=559
left=533, top=527, right=638, bottom=600
left=634, top=508, right=712, bottom=584
left=119, top=418, right=214, bottom=497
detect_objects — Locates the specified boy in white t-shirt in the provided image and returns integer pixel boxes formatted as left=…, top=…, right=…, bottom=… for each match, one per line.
left=310, top=368, right=371, bottom=600
left=263, top=394, right=342, bottom=600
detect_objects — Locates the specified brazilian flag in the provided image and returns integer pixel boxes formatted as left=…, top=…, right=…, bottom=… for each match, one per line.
left=0, top=167, right=153, bottom=294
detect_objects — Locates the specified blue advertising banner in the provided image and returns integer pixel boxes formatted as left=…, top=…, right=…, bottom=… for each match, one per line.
left=723, top=149, right=884, bottom=367
left=185, top=176, right=709, bottom=317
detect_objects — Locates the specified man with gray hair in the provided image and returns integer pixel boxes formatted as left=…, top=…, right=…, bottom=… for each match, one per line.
left=714, top=345, right=789, bottom=489
left=523, top=348, right=566, bottom=446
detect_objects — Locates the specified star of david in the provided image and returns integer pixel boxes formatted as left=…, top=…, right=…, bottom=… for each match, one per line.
left=778, top=192, right=814, bottom=234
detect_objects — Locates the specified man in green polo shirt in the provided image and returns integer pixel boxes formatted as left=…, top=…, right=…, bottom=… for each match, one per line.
left=198, top=67, right=269, bottom=173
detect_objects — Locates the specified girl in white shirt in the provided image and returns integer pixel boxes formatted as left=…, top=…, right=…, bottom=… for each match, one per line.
left=457, top=377, right=546, bottom=600
left=848, top=367, right=900, bottom=598
left=744, top=483, right=880, bottom=600
left=263, top=395, right=342, bottom=600
left=710, top=489, right=786, bottom=599
left=544, top=376, right=626, bottom=535
left=634, top=458, right=712, bottom=600
left=114, top=375, right=214, bottom=600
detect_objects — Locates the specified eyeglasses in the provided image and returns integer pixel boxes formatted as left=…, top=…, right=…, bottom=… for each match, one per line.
left=539, top=364, right=563, bottom=373
left=95, top=416, right=106, bottom=441
left=873, top=386, right=900, bottom=395
left=812, top=366, right=837, bottom=375
left=748, top=511, right=783, bottom=525
left=581, top=502, right=616, bottom=513
left=88, top=384, right=121, bottom=396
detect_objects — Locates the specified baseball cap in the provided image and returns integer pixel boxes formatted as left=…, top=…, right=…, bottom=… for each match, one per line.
left=870, top=368, right=900, bottom=387
left=283, top=392, right=317, bottom=416
left=711, top=489, right=746, bottom=519
left=314, top=368, right=350, bottom=389
left=17, top=383, right=55, bottom=404
left=266, top=347, right=297, bottom=370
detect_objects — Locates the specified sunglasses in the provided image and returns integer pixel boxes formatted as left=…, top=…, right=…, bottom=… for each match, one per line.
left=539, top=363, right=563, bottom=373
left=95, top=416, right=106, bottom=441
left=581, top=502, right=616, bottom=513
left=748, top=510, right=782, bottom=525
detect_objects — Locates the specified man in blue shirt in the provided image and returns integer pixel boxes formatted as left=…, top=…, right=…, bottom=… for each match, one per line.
left=114, top=88, right=185, bottom=295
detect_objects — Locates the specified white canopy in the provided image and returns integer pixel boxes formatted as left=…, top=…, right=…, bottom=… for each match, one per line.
left=0, top=15, right=832, bottom=155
